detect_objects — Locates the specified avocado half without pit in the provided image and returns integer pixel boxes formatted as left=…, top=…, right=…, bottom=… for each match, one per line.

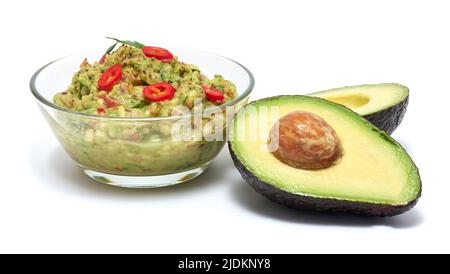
left=229, top=95, right=421, bottom=217
left=309, top=83, right=409, bottom=134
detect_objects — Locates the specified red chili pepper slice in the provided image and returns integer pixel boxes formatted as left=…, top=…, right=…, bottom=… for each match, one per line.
left=143, top=82, right=176, bottom=102
left=98, top=64, right=122, bottom=91
left=142, top=46, right=173, bottom=62
left=202, top=85, right=225, bottom=103
left=99, top=94, right=119, bottom=108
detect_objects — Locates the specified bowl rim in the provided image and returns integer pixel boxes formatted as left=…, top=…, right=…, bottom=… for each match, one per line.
left=30, top=50, right=254, bottom=121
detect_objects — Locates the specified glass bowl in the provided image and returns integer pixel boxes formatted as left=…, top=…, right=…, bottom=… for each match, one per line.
left=30, top=48, right=254, bottom=188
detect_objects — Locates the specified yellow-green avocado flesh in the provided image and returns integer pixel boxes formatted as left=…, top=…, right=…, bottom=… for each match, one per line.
left=310, top=83, right=409, bottom=134
left=229, top=95, right=421, bottom=216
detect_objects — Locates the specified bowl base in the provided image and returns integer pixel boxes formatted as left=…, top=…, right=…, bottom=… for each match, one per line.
left=82, top=163, right=210, bottom=188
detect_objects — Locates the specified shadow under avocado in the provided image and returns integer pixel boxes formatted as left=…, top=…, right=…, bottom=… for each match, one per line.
left=28, top=140, right=231, bottom=199
left=230, top=180, right=423, bottom=228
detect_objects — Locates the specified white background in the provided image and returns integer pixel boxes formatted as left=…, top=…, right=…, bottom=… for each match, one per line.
left=1, top=0, right=449, bottom=253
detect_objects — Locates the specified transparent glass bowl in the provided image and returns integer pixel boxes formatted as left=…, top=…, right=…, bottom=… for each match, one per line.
left=30, top=49, right=254, bottom=188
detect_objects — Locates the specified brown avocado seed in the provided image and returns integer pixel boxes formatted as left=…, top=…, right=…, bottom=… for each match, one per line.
left=268, top=111, right=342, bottom=170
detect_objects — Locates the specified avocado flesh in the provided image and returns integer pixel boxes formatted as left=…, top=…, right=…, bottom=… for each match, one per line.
left=309, top=83, right=409, bottom=134
left=229, top=95, right=421, bottom=216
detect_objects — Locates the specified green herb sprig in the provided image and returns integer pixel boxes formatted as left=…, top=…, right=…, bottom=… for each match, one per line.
left=105, top=37, right=145, bottom=49
left=104, top=41, right=119, bottom=55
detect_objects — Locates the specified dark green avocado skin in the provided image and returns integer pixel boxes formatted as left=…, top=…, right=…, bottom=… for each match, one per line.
left=229, top=143, right=421, bottom=217
left=363, top=95, right=408, bottom=135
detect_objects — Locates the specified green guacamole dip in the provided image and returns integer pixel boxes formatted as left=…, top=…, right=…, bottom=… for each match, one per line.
left=49, top=43, right=242, bottom=176
left=53, top=44, right=237, bottom=117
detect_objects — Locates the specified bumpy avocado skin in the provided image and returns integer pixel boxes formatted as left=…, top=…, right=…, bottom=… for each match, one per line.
left=229, top=143, right=421, bottom=217
left=364, top=95, right=409, bottom=135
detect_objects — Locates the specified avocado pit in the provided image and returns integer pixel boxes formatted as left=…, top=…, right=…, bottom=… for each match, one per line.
left=269, top=111, right=342, bottom=170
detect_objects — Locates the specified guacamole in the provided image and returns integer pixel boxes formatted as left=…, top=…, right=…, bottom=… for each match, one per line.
left=48, top=42, right=244, bottom=177
left=53, top=44, right=237, bottom=117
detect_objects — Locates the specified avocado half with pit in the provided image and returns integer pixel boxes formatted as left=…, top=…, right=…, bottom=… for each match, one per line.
left=229, top=95, right=421, bottom=217
left=309, top=83, right=409, bottom=134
